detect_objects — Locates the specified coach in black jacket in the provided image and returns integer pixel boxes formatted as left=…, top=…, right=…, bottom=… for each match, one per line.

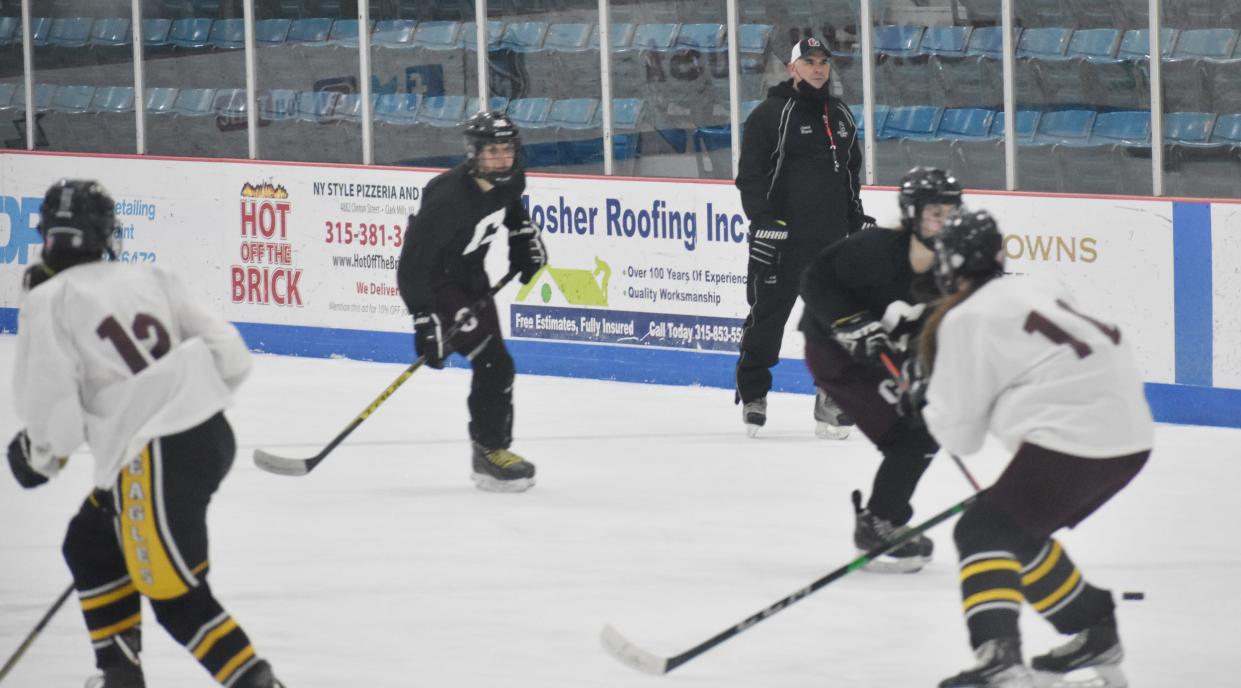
left=734, top=35, right=873, bottom=434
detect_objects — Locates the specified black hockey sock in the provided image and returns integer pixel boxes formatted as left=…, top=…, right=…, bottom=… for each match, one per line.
left=953, top=500, right=1029, bottom=648
left=150, top=583, right=263, bottom=685
left=1019, top=539, right=1115, bottom=634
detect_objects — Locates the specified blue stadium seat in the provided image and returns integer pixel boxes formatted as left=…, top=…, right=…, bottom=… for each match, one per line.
left=1173, top=28, right=1238, bottom=58
left=208, top=17, right=244, bottom=49
left=90, top=17, right=132, bottom=47
left=1164, top=112, right=1214, bottom=144
left=939, top=107, right=997, bottom=139
left=461, top=20, right=505, bottom=51
left=259, top=89, right=300, bottom=122
left=1033, top=109, right=1096, bottom=144
left=26, top=17, right=52, bottom=47
left=372, top=19, right=416, bottom=47
left=0, top=16, right=17, bottom=46
left=145, top=87, right=179, bottom=114
left=629, top=22, right=678, bottom=50
left=507, top=96, right=552, bottom=127
left=501, top=21, right=548, bottom=52
left=47, top=17, right=93, bottom=48
left=920, top=25, right=972, bottom=56
left=1212, top=113, right=1241, bottom=144
left=173, top=87, right=217, bottom=116
left=92, top=85, right=135, bottom=113
left=1058, top=110, right=1153, bottom=195
left=169, top=17, right=213, bottom=50
left=292, top=90, right=341, bottom=122
left=255, top=18, right=292, bottom=46
left=589, top=23, right=635, bottom=50
left=12, top=83, right=56, bottom=111
left=1018, top=28, right=1072, bottom=58
left=0, top=82, right=15, bottom=107
left=967, top=26, right=1011, bottom=58
left=738, top=23, right=773, bottom=102
left=901, top=107, right=995, bottom=176
left=1015, top=28, right=1073, bottom=104
left=1068, top=28, right=1122, bottom=59
left=1163, top=29, right=1238, bottom=112
left=412, top=20, right=461, bottom=49
left=849, top=104, right=891, bottom=140
left=1118, top=28, right=1178, bottom=60
left=328, top=19, right=375, bottom=47
left=874, top=24, right=923, bottom=58
left=466, top=96, right=509, bottom=114
left=418, top=94, right=467, bottom=127
left=50, top=84, right=95, bottom=113
left=287, top=17, right=333, bottom=44
left=1091, top=110, right=1151, bottom=144
left=373, top=92, right=419, bottom=124
left=1167, top=112, right=1241, bottom=198
left=881, top=105, right=944, bottom=140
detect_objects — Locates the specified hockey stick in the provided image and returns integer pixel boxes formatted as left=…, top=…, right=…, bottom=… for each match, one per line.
left=600, top=491, right=984, bottom=675
left=0, top=582, right=73, bottom=683
left=877, top=351, right=983, bottom=492
left=253, top=270, right=519, bottom=477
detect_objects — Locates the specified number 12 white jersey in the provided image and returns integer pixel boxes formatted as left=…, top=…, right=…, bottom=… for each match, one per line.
left=923, top=276, right=1154, bottom=460
left=13, top=262, right=252, bottom=488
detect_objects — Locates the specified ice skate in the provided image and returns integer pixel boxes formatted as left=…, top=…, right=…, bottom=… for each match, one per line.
left=471, top=443, right=536, bottom=492
left=234, top=660, right=286, bottom=688
left=939, top=637, right=1035, bottom=687
left=84, top=663, right=145, bottom=688
left=813, top=387, right=852, bottom=439
left=852, top=490, right=933, bottom=573
left=742, top=397, right=767, bottom=438
left=1031, top=615, right=1127, bottom=688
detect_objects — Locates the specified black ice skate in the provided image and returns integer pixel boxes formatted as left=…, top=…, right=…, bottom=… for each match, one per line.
left=1031, top=614, right=1127, bottom=688
left=83, top=663, right=145, bottom=688
left=852, top=490, right=933, bottom=573
left=742, top=397, right=767, bottom=438
left=813, top=388, right=853, bottom=440
left=472, top=443, right=536, bottom=493
left=939, top=637, right=1035, bottom=688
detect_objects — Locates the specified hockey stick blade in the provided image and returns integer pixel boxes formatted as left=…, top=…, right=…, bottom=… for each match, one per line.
left=250, top=271, right=519, bottom=478
left=600, top=624, right=668, bottom=675
left=599, top=492, right=983, bottom=675
left=252, top=448, right=317, bottom=476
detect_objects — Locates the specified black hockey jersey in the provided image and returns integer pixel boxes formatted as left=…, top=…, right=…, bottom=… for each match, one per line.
left=397, top=164, right=531, bottom=314
left=798, top=227, right=936, bottom=345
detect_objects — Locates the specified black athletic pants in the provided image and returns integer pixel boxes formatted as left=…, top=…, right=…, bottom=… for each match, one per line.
left=736, top=258, right=804, bottom=404
left=434, top=287, right=515, bottom=450
left=804, top=339, right=937, bottom=526
left=62, top=413, right=269, bottom=686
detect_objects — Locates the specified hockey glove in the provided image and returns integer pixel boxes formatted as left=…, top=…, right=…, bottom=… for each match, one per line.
left=852, top=213, right=878, bottom=234
left=832, top=312, right=891, bottom=363
left=22, top=263, right=56, bottom=292
left=880, top=300, right=929, bottom=355
left=896, top=375, right=929, bottom=426
left=508, top=220, right=548, bottom=285
left=413, top=312, right=447, bottom=369
left=748, top=221, right=788, bottom=272
left=7, top=430, right=50, bottom=489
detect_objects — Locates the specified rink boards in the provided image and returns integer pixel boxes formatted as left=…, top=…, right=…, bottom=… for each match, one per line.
left=1, top=151, right=1237, bottom=427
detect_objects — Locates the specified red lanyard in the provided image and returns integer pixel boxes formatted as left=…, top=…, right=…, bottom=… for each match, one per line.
left=823, top=104, right=841, bottom=173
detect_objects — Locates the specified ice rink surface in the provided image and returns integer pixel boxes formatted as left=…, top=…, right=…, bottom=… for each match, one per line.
left=1, top=336, right=1238, bottom=687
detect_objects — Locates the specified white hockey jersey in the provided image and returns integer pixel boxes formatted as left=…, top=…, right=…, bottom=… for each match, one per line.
left=13, top=262, right=252, bottom=488
left=923, top=276, right=1153, bottom=459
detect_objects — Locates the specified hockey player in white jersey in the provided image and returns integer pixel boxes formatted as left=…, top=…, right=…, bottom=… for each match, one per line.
left=5, top=180, right=286, bottom=688
left=903, top=208, right=1151, bottom=688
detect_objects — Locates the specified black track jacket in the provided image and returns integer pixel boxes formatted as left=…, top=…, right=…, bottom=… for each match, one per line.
left=735, top=79, right=867, bottom=259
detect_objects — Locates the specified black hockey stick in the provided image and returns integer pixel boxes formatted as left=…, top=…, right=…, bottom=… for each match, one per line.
left=600, top=491, right=984, bottom=675
left=878, top=351, right=983, bottom=492
left=0, top=582, right=73, bottom=683
left=253, top=270, right=519, bottom=477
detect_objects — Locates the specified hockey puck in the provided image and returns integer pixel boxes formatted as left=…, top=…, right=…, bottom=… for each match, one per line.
left=1121, top=591, right=1145, bottom=601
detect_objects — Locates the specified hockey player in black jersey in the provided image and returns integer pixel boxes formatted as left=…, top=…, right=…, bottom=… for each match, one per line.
left=798, top=167, right=962, bottom=573
left=396, top=111, right=548, bottom=493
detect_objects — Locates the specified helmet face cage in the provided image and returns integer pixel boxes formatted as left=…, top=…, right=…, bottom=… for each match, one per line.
left=932, top=207, right=1005, bottom=295
left=38, top=179, right=118, bottom=269
left=463, top=111, right=523, bottom=186
left=898, top=167, right=963, bottom=240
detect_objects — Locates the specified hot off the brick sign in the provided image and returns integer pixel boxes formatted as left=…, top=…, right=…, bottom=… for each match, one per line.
left=232, top=195, right=303, bottom=306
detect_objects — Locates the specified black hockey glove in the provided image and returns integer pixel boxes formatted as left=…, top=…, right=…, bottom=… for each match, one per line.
left=896, top=376, right=929, bottom=426
left=7, top=430, right=49, bottom=489
left=832, top=312, right=891, bottom=363
left=413, top=312, right=447, bottom=369
left=22, top=263, right=56, bottom=291
left=748, top=221, right=788, bottom=272
left=852, top=213, right=878, bottom=234
left=508, top=220, right=548, bottom=285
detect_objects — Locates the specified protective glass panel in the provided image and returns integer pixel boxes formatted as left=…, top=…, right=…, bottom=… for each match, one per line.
left=21, top=0, right=137, bottom=154
left=1158, top=0, right=1241, bottom=199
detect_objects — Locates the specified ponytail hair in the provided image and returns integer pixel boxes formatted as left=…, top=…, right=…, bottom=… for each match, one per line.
left=918, top=280, right=982, bottom=373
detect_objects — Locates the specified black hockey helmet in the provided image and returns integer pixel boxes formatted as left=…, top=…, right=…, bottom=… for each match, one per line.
left=899, top=167, right=963, bottom=242
left=932, top=207, right=1005, bottom=295
left=463, top=110, right=523, bottom=186
left=38, top=179, right=117, bottom=271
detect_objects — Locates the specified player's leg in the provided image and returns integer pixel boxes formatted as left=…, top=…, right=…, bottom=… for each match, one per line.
left=63, top=493, right=146, bottom=687
left=124, top=414, right=283, bottom=687
left=736, top=268, right=799, bottom=435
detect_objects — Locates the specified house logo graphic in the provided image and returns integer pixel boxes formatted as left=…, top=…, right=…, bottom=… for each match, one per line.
left=515, top=257, right=611, bottom=307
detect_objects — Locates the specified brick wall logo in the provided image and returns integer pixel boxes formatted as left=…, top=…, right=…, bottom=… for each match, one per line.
left=232, top=180, right=302, bottom=306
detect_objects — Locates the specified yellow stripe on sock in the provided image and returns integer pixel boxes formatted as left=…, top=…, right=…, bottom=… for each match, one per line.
left=961, top=588, right=1024, bottom=611
left=959, top=559, right=1022, bottom=581
left=1032, top=568, right=1082, bottom=612
left=192, top=617, right=239, bottom=659
left=213, top=645, right=255, bottom=683
left=89, top=613, right=142, bottom=641
left=1021, top=541, right=1063, bottom=586
left=80, top=582, right=138, bottom=611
